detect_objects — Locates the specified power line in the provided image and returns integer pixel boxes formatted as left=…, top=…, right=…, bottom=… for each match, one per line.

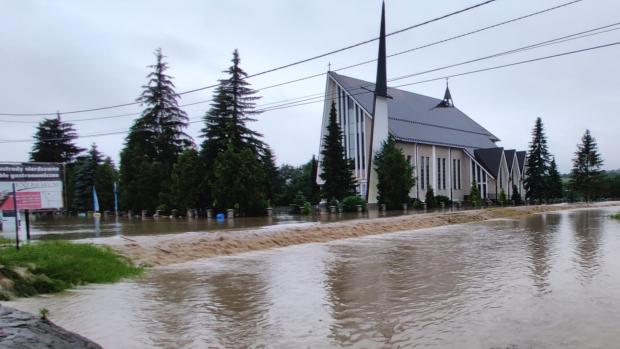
left=2, top=35, right=618, bottom=144
left=0, top=0, right=498, bottom=117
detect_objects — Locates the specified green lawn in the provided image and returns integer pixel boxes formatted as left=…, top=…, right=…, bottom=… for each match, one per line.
left=0, top=241, right=142, bottom=299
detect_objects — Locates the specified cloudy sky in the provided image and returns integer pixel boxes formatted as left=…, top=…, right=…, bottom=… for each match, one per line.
left=1, top=0, right=619, bottom=172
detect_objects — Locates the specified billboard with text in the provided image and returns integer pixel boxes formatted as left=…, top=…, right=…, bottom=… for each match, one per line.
left=0, top=163, right=63, bottom=210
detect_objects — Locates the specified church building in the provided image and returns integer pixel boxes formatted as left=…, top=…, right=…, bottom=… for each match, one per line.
left=317, top=3, right=526, bottom=204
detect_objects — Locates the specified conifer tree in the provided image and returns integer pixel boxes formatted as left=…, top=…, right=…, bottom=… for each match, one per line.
left=72, top=144, right=101, bottom=212
left=120, top=48, right=191, bottom=212
left=570, top=129, right=604, bottom=201
left=30, top=113, right=83, bottom=163
left=425, top=186, right=437, bottom=208
left=374, top=137, right=415, bottom=209
left=95, top=157, right=118, bottom=211
left=320, top=101, right=356, bottom=201
left=546, top=157, right=563, bottom=201
left=200, top=50, right=268, bottom=208
left=511, top=184, right=522, bottom=205
left=524, top=117, right=550, bottom=204
left=469, top=180, right=482, bottom=207
left=309, top=155, right=321, bottom=204
left=261, top=146, right=279, bottom=205
left=201, top=50, right=265, bottom=164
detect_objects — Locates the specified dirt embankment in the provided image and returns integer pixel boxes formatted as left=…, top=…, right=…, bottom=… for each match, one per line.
left=109, top=202, right=619, bottom=267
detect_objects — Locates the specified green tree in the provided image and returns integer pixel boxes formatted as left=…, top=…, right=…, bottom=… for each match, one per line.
left=200, top=50, right=267, bottom=207
left=468, top=181, right=482, bottom=207
left=210, top=145, right=267, bottom=216
left=511, top=184, right=522, bottom=205
left=425, top=186, right=437, bottom=208
left=72, top=145, right=101, bottom=212
left=30, top=113, right=83, bottom=163
left=170, top=149, right=206, bottom=214
left=261, top=146, right=279, bottom=205
left=320, top=101, right=356, bottom=201
left=72, top=144, right=117, bottom=212
left=374, top=137, right=414, bottom=209
left=524, top=117, right=550, bottom=204
left=570, top=129, right=604, bottom=202
left=95, top=157, right=118, bottom=211
left=498, top=189, right=507, bottom=206
left=546, top=157, right=563, bottom=201
left=120, top=48, right=191, bottom=212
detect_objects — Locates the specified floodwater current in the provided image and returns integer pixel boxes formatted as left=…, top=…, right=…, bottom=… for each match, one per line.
left=4, top=207, right=620, bottom=348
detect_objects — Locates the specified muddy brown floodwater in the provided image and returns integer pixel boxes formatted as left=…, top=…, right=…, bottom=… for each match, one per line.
left=4, top=207, right=620, bottom=348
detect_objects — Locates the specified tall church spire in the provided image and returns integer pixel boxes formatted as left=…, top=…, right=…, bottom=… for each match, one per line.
left=375, top=1, right=388, bottom=98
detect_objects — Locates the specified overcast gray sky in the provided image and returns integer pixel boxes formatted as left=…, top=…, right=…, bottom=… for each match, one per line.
left=1, top=0, right=619, bottom=173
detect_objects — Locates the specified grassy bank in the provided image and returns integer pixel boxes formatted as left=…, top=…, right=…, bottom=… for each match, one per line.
left=612, top=212, right=620, bottom=220
left=0, top=241, right=142, bottom=300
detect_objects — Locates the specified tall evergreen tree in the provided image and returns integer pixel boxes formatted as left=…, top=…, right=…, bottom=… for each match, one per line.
left=201, top=50, right=265, bottom=162
left=72, top=143, right=117, bottom=212
left=309, top=155, right=321, bottom=204
left=373, top=137, right=415, bottom=209
left=120, top=48, right=191, bottom=212
left=524, top=117, right=550, bottom=204
left=200, top=50, right=267, bottom=208
left=320, top=101, right=356, bottom=201
left=546, top=157, right=563, bottom=200
left=72, top=144, right=101, bottom=212
left=570, top=129, right=604, bottom=201
left=261, top=146, right=279, bottom=205
left=30, top=113, right=83, bottom=163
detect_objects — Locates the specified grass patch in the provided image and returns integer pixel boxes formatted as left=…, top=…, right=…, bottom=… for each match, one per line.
left=0, top=241, right=142, bottom=299
left=611, top=212, right=620, bottom=220
left=0, top=236, right=14, bottom=245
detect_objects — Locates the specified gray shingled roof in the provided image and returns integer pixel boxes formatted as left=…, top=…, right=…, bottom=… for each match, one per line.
left=475, top=147, right=504, bottom=176
left=516, top=151, right=526, bottom=173
left=329, top=71, right=500, bottom=149
left=504, top=149, right=516, bottom=173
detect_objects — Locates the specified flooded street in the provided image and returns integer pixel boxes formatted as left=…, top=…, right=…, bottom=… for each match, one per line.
left=4, top=207, right=620, bottom=348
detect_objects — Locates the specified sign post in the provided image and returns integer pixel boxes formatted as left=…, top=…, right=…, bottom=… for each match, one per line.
left=0, top=163, right=64, bottom=247
left=11, top=182, right=19, bottom=250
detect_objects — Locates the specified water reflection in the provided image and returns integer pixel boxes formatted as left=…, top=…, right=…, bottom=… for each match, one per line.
left=521, top=213, right=561, bottom=293
left=571, top=210, right=603, bottom=280
left=4, top=208, right=620, bottom=348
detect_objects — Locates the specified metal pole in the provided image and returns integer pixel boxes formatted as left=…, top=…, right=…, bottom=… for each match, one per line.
left=25, top=209, right=30, bottom=241
left=63, top=162, right=68, bottom=216
left=12, top=182, right=19, bottom=250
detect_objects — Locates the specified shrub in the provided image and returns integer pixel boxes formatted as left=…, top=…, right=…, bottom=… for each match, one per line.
left=499, top=189, right=507, bottom=206
left=302, top=201, right=312, bottom=215
left=435, top=195, right=452, bottom=206
left=511, top=184, right=522, bottom=205
left=611, top=212, right=620, bottom=220
left=425, top=186, right=437, bottom=208
left=342, top=195, right=366, bottom=212
left=468, top=181, right=482, bottom=207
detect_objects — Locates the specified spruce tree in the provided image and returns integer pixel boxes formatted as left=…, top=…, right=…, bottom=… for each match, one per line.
left=320, top=101, right=356, bottom=201
left=95, top=157, right=118, bottom=211
left=120, top=48, right=191, bottom=212
left=524, top=117, right=550, bottom=204
left=72, top=143, right=102, bottom=212
left=511, top=184, right=522, bottom=205
left=546, top=157, right=563, bottom=201
left=469, top=180, right=482, bottom=207
left=374, top=137, right=414, bottom=209
left=200, top=50, right=268, bottom=208
left=261, top=146, right=279, bottom=205
left=30, top=113, right=83, bottom=163
left=570, top=129, right=604, bottom=201
left=425, top=186, right=437, bottom=208
left=309, top=155, right=321, bottom=204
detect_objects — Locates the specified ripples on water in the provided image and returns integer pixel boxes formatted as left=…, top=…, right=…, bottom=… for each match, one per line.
left=4, top=208, right=620, bottom=348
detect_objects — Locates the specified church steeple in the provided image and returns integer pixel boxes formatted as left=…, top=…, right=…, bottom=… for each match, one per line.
left=374, top=1, right=388, bottom=98
left=436, top=79, right=454, bottom=108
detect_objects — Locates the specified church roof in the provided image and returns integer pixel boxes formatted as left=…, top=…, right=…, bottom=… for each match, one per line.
left=328, top=71, right=500, bottom=150
left=516, top=151, right=527, bottom=173
left=474, top=147, right=504, bottom=177
left=504, top=149, right=516, bottom=173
